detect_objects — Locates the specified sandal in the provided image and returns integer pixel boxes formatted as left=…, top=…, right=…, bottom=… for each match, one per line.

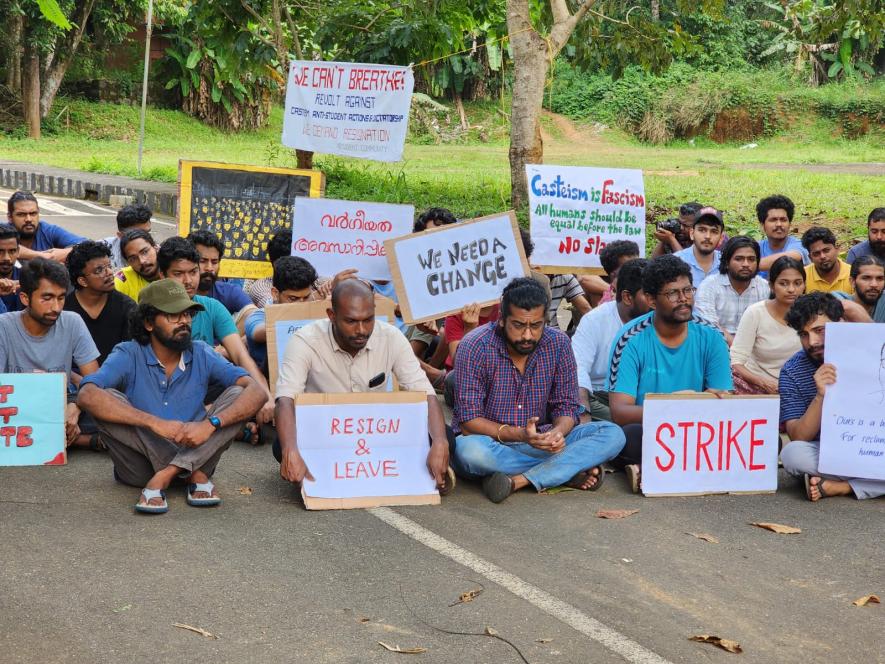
left=804, top=474, right=829, bottom=502
left=135, top=488, right=168, bottom=514
left=439, top=466, right=456, bottom=497
left=566, top=465, right=605, bottom=491
left=187, top=481, right=221, bottom=507
left=88, top=432, right=108, bottom=452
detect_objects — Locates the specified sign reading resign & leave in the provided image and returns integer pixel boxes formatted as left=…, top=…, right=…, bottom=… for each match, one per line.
left=641, top=394, right=779, bottom=496
left=385, top=212, right=529, bottom=324
left=291, top=197, right=414, bottom=281
left=295, top=392, right=439, bottom=510
left=820, top=322, right=885, bottom=480
left=282, top=60, right=414, bottom=162
left=526, top=164, right=645, bottom=273
left=0, top=373, right=66, bottom=467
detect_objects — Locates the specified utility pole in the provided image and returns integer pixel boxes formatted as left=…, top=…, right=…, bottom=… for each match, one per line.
left=137, top=0, right=154, bottom=177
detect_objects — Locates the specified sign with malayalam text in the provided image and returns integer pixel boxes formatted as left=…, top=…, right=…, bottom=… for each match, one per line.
left=641, top=394, right=779, bottom=496
left=0, top=373, right=66, bottom=466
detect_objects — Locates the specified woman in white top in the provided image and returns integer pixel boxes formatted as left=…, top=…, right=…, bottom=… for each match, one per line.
left=730, top=256, right=805, bottom=394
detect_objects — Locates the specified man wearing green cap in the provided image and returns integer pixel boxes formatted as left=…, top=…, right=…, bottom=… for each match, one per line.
left=78, top=279, right=266, bottom=514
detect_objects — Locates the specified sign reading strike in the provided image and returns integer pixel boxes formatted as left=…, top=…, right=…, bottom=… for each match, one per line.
left=282, top=60, right=414, bottom=162
left=641, top=394, right=779, bottom=496
left=291, top=197, right=413, bottom=281
left=820, top=323, right=885, bottom=480
left=526, top=164, right=645, bottom=273
left=385, top=212, right=529, bottom=323
left=295, top=392, right=439, bottom=510
left=0, top=373, right=66, bottom=467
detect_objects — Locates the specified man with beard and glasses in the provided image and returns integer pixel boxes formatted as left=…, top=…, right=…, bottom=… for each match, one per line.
left=673, top=207, right=724, bottom=287
left=779, top=292, right=885, bottom=501
left=695, top=236, right=769, bottom=346
left=115, top=229, right=161, bottom=302
left=755, top=194, right=809, bottom=278
left=274, top=279, right=453, bottom=496
left=846, top=207, right=885, bottom=265
left=608, top=255, right=733, bottom=492
left=0, top=258, right=100, bottom=448
left=187, top=230, right=253, bottom=316
left=77, top=279, right=266, bottom=514
left=0, top=223, right=22, bottom=313
left=801, top=226, right=851, bottom=294
left=6, top=191, right=86, bottom=263
left=451, top=278, right=625, bottom=503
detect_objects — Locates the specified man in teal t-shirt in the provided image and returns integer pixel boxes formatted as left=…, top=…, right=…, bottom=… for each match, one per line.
left=607, top=255, right=732, bottom=491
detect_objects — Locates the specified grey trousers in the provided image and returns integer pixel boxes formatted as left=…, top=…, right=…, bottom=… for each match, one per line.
left=96, top=386, right=244, bottom=487
left=587, top=390, right=612, bottom=422
left=780, top=440, right=885, bottom=500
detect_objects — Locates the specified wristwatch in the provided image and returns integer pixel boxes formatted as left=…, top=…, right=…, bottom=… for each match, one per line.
left=208, top=416, right=222, bottom=430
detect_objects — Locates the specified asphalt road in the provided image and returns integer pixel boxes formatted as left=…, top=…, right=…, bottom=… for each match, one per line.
left=1, top=190, right=883, bottom=663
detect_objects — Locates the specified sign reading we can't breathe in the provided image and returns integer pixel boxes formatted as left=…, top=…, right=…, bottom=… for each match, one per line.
left=0, top=373, right=66, bottom=467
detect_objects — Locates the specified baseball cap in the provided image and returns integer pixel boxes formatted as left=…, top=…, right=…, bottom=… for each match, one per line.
left=694, top=206, right=724, bottom=228
left=138, top=278, right=205, bottom=313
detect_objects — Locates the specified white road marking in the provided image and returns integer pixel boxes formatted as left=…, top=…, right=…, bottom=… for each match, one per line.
left=369, top=507, right=673, bottom=664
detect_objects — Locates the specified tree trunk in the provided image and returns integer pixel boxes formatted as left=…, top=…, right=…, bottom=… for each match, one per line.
left=39, top=0, right=96, bottom=117
left=454, top=90, right=469, bottom=129
left=22, top=45, right=41, bottom=139
left=6, top=13, right=23, bottom=92
left=296, top=149, right=313, bottom=169
left=651, top=0, right=660, bottom=22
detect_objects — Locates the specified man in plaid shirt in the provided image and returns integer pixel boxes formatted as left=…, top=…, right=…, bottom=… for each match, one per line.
left=451, top=277, right=626, bottom=503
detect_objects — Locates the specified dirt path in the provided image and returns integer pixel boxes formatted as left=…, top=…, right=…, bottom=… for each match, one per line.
left=735, top=162, right=885, bottom=176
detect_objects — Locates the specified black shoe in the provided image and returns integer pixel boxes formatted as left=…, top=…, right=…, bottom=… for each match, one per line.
left=482, top=472, right=514, bottom=503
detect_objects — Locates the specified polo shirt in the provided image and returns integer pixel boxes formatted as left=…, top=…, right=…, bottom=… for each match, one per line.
left=846, top=240, right=885, bottom=265
left=673, top=246, right=721, bottom=287
left=114, top=266, right=152, bottom=302
left=203, top=280, right=252, bottom=314
left=80, top=340, right=247, bottom=421
left=695, top=273, right=769, bottom=335
left=191, top=294, right=238, bottom=345
left=29, top=221, right=86, bottom=252
left=0, top=265, right=22, bottom=312
left=804, top=260, right=851, bottom=294
left=778, top=349, right=820, bottom=427
left=759, top=236, right=810, bottom=277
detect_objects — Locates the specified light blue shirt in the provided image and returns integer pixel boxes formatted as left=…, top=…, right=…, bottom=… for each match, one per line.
left=759, top=236, right=809, bottom=278
left=370, top=280, right=408, bottom=333
left=673, top=246, right=721, bottom=287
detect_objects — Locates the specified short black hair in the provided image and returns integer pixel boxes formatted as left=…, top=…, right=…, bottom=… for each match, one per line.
left=801, top=226, right=837, bottom=251
left=718, top=235, right=760, bottom=274
left=187, top=229, right=225, bottom=258
left=158, top=236, right=200, bottom=273
left=120, top=228, right=156, bottom=257
left=868, top=207, right=885, bottom=225
left=642, top=254, right=693, bottom=297
left=19, top=257, right=69, bottom=297
left=273, top=256, right=317, bottom=292
left=501, top=277, right=548, bottom=319
left=679, top=202, right=703, bottom=218
left=0, top=223, right=19, bottom=242
left=767, top=255, right=806, bottom=293
left=785, top=292, right=844, bottom=332
left=7, top=190, right=38, bottom=215
left=616, top=258, right=648, bottom=302
left=850, top=255, right=885, bottom=279
left=116, top=204, right=152, bottom=231
left=267, top=229, right=293, bottom=263
left=599, top=240, right=640, bottom=276
left=131, top=303, right=161, bottom=346
left=518, top=226, right=534, bottom=259
left=756, top=194, right=795, bottom=223
left=413, top=207, right=457, bottom=233
left=67, top=240, right=112, bottom=290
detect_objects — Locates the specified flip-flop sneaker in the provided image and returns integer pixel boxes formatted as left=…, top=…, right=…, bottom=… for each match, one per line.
left=187, top=481, right=221, bottom=507
left=135, top=488, right=168, bottom=514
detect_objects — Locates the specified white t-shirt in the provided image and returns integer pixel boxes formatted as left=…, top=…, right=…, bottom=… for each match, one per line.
left=572, top=300, right=625, bottom=393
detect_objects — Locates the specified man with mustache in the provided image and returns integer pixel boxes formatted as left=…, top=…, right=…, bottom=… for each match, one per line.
left=755, top=194, right=809, bottom=278
left=451, top=278, right=626, bottom=503
left=0, top=223, right=21, bottom=313
left=843, top=256, right=885, bottom=317
left=802, top=227, right=851, bottom=294
left=846, top=207, right=885, bottom=265
left=779, top=292, right=885, bottom=501
left=608, top=255, right=733, bottom=492
left=103, top=204, right=153, bottom=269
left=77, top=279, right=266, bottom=514
left=187, top=230, right=253, bottom=316
left=114, top=229, right=161, bottom=302
left=673, top=207, right=724, bottom=287
left=7, top=191, right=86, bottom=263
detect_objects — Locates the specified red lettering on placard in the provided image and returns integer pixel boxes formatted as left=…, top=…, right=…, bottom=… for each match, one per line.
left=677, top=421, right=692, bottom=471
left=717, top=420, right=725, bottom=470
left=0, top=406, right=18, bottom=424
left=0, top=385, right=13, bottom=403
left=16, top=426, right=32, bottom=448
left=0, top=426, right=14, bottom=447
left=726, top=420, right=748, bottom=470
left=382, top=459, right=398, bottom=477
left=330, top=418, right=341, bottom=434
left=696, top=421, right=715, bottom=471
left=654, top=423, right=676, bottom=472
left=333, top=459, right=400, bottom=480
left=748, top=419, right=767, bottom=470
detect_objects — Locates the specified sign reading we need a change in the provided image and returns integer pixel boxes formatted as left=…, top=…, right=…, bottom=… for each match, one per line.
left=641, top=394, right=779, bottom=496
left=0, top=373, right=66, bottom=467
left=291, top=197, right=414, bottom=281
left=295, top=392, right=439, bottom=510
left=282, top=61, right=414, bottom=162
left=527, top=164, right=645, bottom=273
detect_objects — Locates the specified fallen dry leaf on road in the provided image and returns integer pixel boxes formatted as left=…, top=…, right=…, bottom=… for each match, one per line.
left=750, top=522, right=801, bottom=534
left=689, top=635, right=743, bottom=653
left=378, top=641, right=426, bottom=654
left=172, top=623, right=218, bottom=639
left=852, top=594, right=881, bottom=607
left=359, top=617, right=371, bottom=623
left=237, top=486, right=253, bottom=495
left=485, top=626, right=498, bottom=636
left=537, top=638, right=553, bottom=643
left=596, top=509, right=639, bottom=519
left=687, top=532, right=719, bottom=544
left=450, top=587, right=484, bottom=606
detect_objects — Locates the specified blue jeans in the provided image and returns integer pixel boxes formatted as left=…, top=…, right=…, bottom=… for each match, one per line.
left=453, top=421, right=626, bottom=491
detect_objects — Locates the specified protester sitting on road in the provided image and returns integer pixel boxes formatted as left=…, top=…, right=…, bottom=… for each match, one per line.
left=695, top=236, right=769, bottom=345
left=842, top=256, right=885, bottom=318
left=572, top=258, right=649, bottom=423
left=0, top=258, right=100, bottom=448
left=187, top=229, right=255, bottom=318
left=441, top=302, right=500, bottom=408
left=77, top=279, right=266, bottom=514
left=0, top=223, right=22, bottom=313
left=846, top=207, right=885, bottom=265
left=730, top=256, right=805, bottom=394
left=451, top=277, right=625, bottom=503
left=115, top=229, right=161, bottom=301
left=546, top=273, right=591, bottom=331
left=779, top=292, right=885, bottom=501
left=583, top=239, right=640, bottom=306
left=801, top=226, right=851, bottom=294
left=273, top=279, right=452, bottom=495
left=755, top=194, right=809, bottom=277
left=104, top=204, right=152, bottom=269
left=651, top=201, right=703, bottom=257
left=7, top=191, right=87, bottom=264
left=246, top=230, right=294, bottom=307
left=608, top=255, right=732, bottom=492
left=673, top=207, right=724, bottom=287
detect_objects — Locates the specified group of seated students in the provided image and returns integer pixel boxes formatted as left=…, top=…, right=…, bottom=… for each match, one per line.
left=1, top=189, right=884, bottom=513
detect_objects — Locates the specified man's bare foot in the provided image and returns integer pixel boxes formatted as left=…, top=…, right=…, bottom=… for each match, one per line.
left=510, top=474, right=530, bottom=492
left=139, top=466, right=179, bottom=507
left=806, top=475, right=852, bottom=502
left=567, top=466, right=604, bottom=491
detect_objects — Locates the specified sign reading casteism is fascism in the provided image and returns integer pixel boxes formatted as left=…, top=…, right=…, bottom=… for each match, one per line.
left=281, top=61, right=414, bottom=162
left=0, top=373, right=66, bottom=467
left=527, top=164, right=645, bottom=274
left=178, top=160, right=325, bottom=280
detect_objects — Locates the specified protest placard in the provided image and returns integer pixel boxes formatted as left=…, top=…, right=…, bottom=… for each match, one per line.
left=385, top=212, right=529, bottom=323
left=294, top=392, right=439, bottom=510
left=282, top=61, right=414, bottom=163
left=178, top=160, right=325, bottom=279
left=0, top=373, right=66, bottom=467
left=641, top=394, right=779, bottom=496
left=265, top=296, right=397, bottom=393
left=526, top=164, right=645, bottom=274
left=291, top=197, right=414, bottom=281
left=820, top=323, right=885, bottom=480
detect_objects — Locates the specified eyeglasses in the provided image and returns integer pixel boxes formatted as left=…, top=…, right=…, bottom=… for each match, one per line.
left=162, top=310, right=194, bottom=323
left=90, top=263, right=113, bottom=277
left=661, top=286, right=696, bottom=303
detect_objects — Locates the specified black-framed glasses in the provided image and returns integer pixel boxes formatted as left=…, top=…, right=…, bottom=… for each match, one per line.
left=661, top=286, right=696, bottom=303
left=162, top=310, right=194, bottom=323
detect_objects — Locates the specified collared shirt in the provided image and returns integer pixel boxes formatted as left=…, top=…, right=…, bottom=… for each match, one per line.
left=804, top=260, right=852, bottom=293
left=114, top=266, right=151, bottom=302
left=80, top=340, right=247, bottom=421
left=695, top=273, right=770, bottom=335
left=572, top=300, right=626, bottom=393
left=759, top=236, right=810, bottom=277
left=102, top=235, right=126, bottom=269
left=275, top=319, right=434, bottom=400
left=452, top=322, right=580, bottom=434
left=779, top=349, right=820, bottom=426
left=203, top=280, right=252, bottom=315
left=30, top=221, right=86, bottom=252
left=673, top=246, right=721, bottom=287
